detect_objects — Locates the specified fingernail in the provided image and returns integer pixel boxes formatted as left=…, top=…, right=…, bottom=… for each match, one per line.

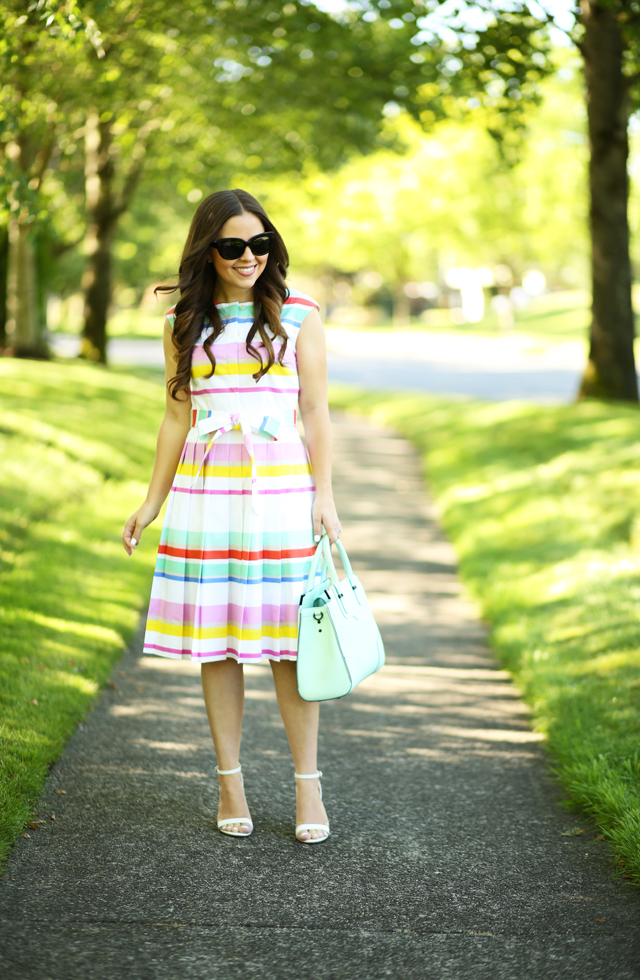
left=314, top=534, right=321, bottom=542
left=131, top=538, right=137, bottom=546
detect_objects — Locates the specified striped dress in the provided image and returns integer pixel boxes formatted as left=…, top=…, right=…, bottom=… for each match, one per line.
left=143, top=288, right=319, bottom=663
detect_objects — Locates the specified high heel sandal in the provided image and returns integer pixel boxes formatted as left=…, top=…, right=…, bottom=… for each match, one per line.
left=215, top=765, right=253, bottom=837
left=294, top=770, right=330, bottom=844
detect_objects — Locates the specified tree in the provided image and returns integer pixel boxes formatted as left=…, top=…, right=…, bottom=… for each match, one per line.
left=13, top=0, right=444, bottom=362
left=577, top=1, right=637, bottom=399
left=367, top=0, right=640, bottom=401
left=0, top=1, right=103, bottom=357
left=0, top=224, right=8, bottom=347
left=70, top=0, right=446, bottom=362
left=250, top=67, right=588, bottom=320
left=2, top=0, right=436, bottom=359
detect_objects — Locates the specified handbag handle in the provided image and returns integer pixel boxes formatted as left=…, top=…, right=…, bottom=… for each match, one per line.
left=322, top=534, right=355, bottom=583
left=305, top=533, right=355, bottom=591
left=305, top=536, right=328, bottom=590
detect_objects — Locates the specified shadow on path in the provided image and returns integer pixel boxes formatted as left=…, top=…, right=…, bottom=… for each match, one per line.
left=1, top=413, right=639, bottom=979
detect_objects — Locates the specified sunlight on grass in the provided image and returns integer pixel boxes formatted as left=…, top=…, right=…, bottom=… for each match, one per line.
left=0, top=360, right=165, bottom=870
left=108, top=308, right=165, bottom=338
left=53, top=308, right=165, bottom=339
left=50, top=290, right=594, bottom=345
left=329, top=385, right=640, bottom=886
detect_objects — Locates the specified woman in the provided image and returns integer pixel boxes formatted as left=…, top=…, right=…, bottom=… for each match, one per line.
left=122, top=189, right=340, bottom=844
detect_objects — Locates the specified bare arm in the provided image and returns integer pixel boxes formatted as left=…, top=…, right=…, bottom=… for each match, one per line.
left=296, top=307, right=341, bottom=545
left=122, top=319, right=192, bottom=554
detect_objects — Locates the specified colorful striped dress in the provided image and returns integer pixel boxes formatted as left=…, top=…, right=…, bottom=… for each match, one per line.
left=143, top=288, right=319, bottom=663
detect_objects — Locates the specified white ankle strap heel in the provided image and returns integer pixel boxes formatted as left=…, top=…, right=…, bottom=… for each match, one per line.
left=216, top=765, right=242, bottom=776
left=294, top=770, right=330, bottom=844
left=215, top=764, right=253, bottom=837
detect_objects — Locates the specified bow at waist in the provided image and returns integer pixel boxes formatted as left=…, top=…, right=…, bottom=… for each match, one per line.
left=189, top=409, right=298, bottom=506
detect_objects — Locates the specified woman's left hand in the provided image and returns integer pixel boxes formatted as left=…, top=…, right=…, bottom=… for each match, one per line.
left=312, top=494, right=341, bottom=545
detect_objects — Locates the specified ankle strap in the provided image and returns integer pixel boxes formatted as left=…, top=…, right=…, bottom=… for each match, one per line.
left=216, top=765, right=242, bottom=775
left=294, top=770, right=322, bottom=779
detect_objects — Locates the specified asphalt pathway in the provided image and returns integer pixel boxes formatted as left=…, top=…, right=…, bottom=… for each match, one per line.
left=1, top=413, right=639, bottom=979
left=326, top=352, right=581, bottom=403
left=49, top=333, right=584, bottom=403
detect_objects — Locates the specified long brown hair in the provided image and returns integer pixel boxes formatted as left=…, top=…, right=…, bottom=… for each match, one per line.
left=155, top=189, right=290, bottom=400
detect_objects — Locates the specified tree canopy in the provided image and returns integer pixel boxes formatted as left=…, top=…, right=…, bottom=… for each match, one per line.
left=361, top=1, right=640, bottom=398
left=2, top=0, right=639, bottom=400
left=1, top=0, right=460, bottom=358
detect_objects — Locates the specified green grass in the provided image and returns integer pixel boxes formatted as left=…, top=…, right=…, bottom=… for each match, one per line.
left=51, top=288, right=640, bottom=347
left=331, top=289, right=640, bottom=356
left=52, top=307, right=165, bottom=339
left=3, top=358, right=640, bottom=886
left=329, top=385, right=640, bottom=885
left=383, top=289, right=593, bottom=342
left=51, top=290, right=593, bottom=343
left=0, top=359, right=165, bottom=870
left=107, top=308, right=167, bottom=338
left=511, top=289, right=591, bottom=340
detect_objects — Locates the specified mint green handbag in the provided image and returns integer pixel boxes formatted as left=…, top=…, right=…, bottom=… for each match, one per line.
left=296, top=534, right=385, bottom=702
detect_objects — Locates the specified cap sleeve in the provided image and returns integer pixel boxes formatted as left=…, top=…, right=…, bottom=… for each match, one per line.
left=280, top=289, right=320, bottom=343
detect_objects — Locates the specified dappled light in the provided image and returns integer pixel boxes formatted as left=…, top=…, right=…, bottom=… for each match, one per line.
left=7, top=408, right=640, bottom=980
left=330, top=387, right=640, bottom=883
left=3, top=3, right=640, bottom=973
left=0, top=359, right=165, bottom=861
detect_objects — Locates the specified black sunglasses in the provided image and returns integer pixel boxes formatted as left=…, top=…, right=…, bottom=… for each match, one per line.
left=210, top=231, right=274, bottom=261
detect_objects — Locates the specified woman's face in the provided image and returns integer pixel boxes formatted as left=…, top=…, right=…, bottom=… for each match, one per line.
left=209, top=212, right=269, bottom=295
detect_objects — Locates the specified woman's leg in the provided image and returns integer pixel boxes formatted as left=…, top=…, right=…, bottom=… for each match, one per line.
left=270, top=660, right=329, bottom=841
left=201, top=659, right=251, bottom=834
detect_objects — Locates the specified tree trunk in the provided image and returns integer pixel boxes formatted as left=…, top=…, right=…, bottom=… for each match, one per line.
left=80, top=111, right=146, bottom=363
left=393, top=290, right=410, bottom=328
left=6, top=216, right=49, bottom=358
left=0, top=225, right=8, bottom=347
left=81, top=220, right=117, bottom=363
left=579, top=2, right=637, bottom=401
left=36, top=235, right=50, bottom=339
left=81, top=111, right=118, bottom=363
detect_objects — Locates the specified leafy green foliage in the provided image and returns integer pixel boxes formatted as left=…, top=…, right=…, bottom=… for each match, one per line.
left=0, top=3, right=75, bottom=220
left=1, top=0, right=464, bottom=349
left=234, top=63, right=588, bottom=306
left=365, top=0, right=556, bottom=157
left=329, top=386, right=640, bottom=885
left=196, top=0, right=445, bottom=169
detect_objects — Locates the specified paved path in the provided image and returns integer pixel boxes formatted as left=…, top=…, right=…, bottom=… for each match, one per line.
left=49, top=332, right=585, bottom=403
left=326, top=328, right=585, bottom=404
left=1, top=413, right=639, bottom=979
left=326, top=353, right=581, bottom=403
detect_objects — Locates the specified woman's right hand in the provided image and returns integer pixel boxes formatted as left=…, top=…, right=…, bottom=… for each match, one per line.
left=122, top=501, right=160, bottom=556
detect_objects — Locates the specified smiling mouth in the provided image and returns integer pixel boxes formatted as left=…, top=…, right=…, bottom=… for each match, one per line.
left=234, top=265, right=257, bottom=276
